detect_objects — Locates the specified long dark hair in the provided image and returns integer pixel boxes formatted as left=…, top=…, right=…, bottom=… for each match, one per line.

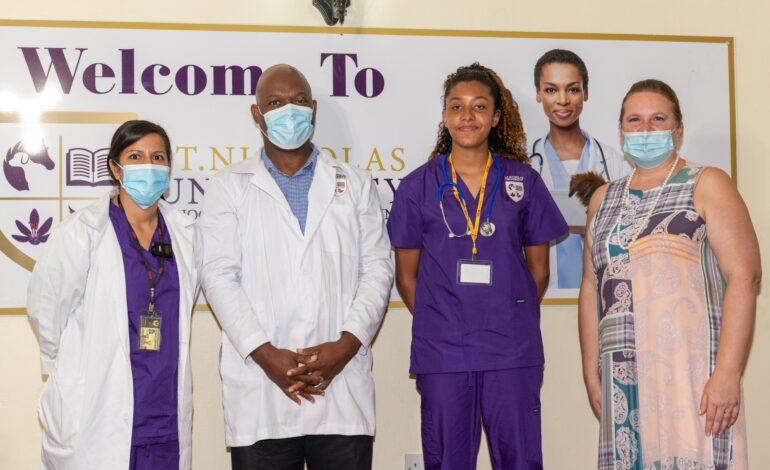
left=430, top=63, right=528, bottom=162
left=107, top=120, right=172, bottom=182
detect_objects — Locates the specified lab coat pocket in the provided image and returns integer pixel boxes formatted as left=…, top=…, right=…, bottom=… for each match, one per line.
left=38, top=374, right=85, bottom=450
left=319, top=201, right=359, bottom=255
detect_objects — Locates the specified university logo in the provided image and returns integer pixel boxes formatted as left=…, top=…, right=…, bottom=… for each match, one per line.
left=2, top=140, right=55, bottom=191
left=505, top=179, right=524, bottom=202
left=335, top=172, right=348, bottom=196
left=12, top=208, right=52, bottom=245
left=66, top=147, right=112, bottom=186
left=0, top=116, right=130, bottom=272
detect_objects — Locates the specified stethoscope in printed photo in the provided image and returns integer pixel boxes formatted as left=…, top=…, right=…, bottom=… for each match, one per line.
left=437, top=153, right=502, bottom=240
left=530, top=137, right=610, bottom=181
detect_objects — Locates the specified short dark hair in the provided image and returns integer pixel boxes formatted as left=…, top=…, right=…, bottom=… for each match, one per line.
left=533, top=49, right=589, bottom=92
left=107, top=120, right=172, bottom=182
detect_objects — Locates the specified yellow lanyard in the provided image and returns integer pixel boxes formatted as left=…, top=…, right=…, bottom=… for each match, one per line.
left=449, top=153, right=492, bottom=259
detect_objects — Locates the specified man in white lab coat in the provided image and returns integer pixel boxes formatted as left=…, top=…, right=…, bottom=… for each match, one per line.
left=195, top=64, right=394, bottom=469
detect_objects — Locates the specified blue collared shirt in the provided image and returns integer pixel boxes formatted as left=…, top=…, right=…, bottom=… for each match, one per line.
left=261, top=146, right=318, bottom=233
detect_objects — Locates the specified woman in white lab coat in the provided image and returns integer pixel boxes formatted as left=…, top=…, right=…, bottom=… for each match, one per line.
left=27, top=120, right=197, bottom=469
left=529, top=49, right=631, bottom=292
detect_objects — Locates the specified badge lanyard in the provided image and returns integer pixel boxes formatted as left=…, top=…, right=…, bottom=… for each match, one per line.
left=117, top=196, right=166, bottom=352
left=449, top=154, right=491, bottom=261
left=437, top=154, right=501, bottom=285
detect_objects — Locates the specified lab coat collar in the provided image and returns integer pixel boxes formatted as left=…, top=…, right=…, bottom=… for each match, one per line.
left=231, top=145, right=322, bottom=175
left=537, top=130, right=597, bottom=189
left=240, top=148, right=295, bottom=214
left=80, top=189, right=195, bottom=231
left=303, top=153, right=340, bottom=243
left=80, top=191, right=114, bottom=231
left=261, top=146, right=318, bottom=177
left=241, top=145, right=341, bottom=241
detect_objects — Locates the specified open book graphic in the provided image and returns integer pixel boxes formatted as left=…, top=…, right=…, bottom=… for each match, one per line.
left=65, top=147, right=114, bottom=186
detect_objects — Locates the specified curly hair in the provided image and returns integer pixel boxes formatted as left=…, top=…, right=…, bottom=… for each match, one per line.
left=430, top=63, right=528, bottom=162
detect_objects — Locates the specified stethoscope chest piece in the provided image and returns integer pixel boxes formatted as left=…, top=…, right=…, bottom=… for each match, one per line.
left=479, top=220, right=495, bottom=237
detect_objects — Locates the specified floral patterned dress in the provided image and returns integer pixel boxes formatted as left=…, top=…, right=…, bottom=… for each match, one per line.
left=590, top=161, right=747, bottom=470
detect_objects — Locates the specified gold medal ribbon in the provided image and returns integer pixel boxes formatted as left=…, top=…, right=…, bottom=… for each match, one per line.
left=449, top=152, right=492, bottom=259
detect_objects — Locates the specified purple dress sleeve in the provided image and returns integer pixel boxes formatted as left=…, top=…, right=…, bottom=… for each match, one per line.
left=522, top=172, right=569, bottom=247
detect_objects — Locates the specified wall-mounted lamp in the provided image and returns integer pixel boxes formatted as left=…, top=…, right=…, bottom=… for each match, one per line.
left=313, top=0, right=351, bottom=26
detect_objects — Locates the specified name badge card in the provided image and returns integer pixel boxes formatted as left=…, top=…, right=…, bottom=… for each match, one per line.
left=457, top=259, right=492, bottom=285
left=139, top=313, right=162, bottom=352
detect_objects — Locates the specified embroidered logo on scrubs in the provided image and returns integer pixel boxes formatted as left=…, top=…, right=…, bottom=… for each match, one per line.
left=335, top=172, right=348, bottom=197
left=505, top=179, right=524, bottom=202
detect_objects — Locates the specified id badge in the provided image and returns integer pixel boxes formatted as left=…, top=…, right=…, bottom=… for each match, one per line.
left=139, top=312, right=162, bottom=352
left=457, top=259, right=492, bottom=285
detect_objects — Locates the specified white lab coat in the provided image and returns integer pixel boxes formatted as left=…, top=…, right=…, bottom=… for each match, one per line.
left=195, top=151, right=393, bottom=446
left=530, top=131, right=632, bottom=292
left=27, top=192, right=197, bottom=470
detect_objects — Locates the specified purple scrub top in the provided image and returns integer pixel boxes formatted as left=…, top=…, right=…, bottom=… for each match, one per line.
left=387, top=154, right=568, bottom=374
left=109, top=202, right=180, bottom=445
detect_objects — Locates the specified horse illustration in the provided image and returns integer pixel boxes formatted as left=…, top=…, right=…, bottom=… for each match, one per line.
left=2, top=140, right=56, bottom=191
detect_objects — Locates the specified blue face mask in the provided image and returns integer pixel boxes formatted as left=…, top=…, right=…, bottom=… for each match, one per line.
left=117, top=163, right=170, bottom=209
left=623, top=130, right=676, bottom=169
left=260, top=103, right=315, bottom=150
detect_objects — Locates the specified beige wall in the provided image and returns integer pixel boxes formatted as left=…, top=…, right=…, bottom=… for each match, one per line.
left=1, top=1, right=768, bottom=468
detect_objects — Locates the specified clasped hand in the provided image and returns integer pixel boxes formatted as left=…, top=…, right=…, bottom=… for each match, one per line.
left=250, top=332, right=361, bottom=405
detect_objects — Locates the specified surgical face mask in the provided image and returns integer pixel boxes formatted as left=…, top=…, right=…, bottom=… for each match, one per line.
left=117, top=163, right=170, bottom=209
left=259, top=103, right=314, bottom=150
left=622, top=130, right=676, bottom=169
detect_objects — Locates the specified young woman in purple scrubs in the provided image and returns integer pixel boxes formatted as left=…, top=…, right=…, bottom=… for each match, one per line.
left=28, top=121, right=197, bottom=469
left=387, top=63, right=568, bottom=470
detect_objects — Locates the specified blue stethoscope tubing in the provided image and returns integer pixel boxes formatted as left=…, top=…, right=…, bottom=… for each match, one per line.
left=437, top=153, right=503, bottom=225
left=530, top=137, right=610, bottom=181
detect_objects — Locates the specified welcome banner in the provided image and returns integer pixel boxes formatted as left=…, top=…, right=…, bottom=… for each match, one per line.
left=0, top=21, right=734, bottom=307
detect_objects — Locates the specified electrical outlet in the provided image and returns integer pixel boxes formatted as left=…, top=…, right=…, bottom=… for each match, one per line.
left=405, top=453, right=424, bottom=470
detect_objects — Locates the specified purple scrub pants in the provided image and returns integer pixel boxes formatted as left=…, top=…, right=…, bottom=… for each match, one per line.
left=416, top=366, right=544, bottom=470
left=129, top=440, right=179, bottom=470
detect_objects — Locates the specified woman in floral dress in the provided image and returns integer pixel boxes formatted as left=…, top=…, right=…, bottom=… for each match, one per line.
left=578, top=79, right=760, bottom=469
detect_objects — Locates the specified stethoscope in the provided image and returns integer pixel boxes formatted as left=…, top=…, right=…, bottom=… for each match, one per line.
left=530, top=137, right=610, bottom=181
left=437, top=153, right=503, bottom=238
